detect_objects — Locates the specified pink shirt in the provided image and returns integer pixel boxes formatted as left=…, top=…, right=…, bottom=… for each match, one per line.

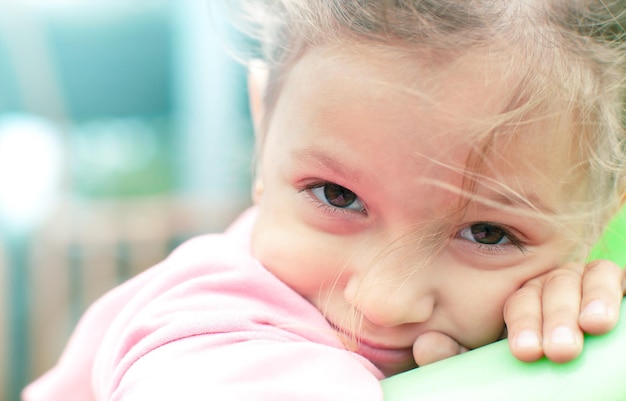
left=23, top=208, right=384, bottom=401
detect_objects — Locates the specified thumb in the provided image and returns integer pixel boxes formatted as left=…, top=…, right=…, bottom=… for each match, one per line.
left=412, top=331, right=467, bottom=366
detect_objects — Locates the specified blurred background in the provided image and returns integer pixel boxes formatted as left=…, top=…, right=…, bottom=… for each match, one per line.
left=0, top=1, right=255, bottom=400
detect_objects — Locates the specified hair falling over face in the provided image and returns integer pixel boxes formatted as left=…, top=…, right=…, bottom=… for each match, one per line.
left=224, top=0, right=626, bottom=252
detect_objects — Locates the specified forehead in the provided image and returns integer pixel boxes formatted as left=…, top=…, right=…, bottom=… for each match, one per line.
left=290, top=42, right=517, bottom=120
left=263, top=42, right=577, bottom=209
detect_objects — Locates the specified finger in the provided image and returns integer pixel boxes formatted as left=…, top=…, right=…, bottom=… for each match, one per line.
left=504, top=280, right=544, bottom=362
left=540, top=264, right=584, bottom=363
left=412, top=331, right=465, bottom=366
left=578, top=260, right=624, bottom=335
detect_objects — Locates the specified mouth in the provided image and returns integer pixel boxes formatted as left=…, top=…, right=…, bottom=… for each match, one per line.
left=326, top=321, right=418, bottom=375
left=355, top=339, right=414, bottom=365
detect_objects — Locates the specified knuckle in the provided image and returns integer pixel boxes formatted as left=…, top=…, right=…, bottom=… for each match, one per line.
left=504, top=312, right=542, bottom=329
left=584, top=259, right=622, bottom=277
left=518, top=277, right=544, bottom=292
left=503, top=289, right=540, bottom=319
left=505, top=287, right=536, bottom=310
left=543, top=267, right=581, bottom=287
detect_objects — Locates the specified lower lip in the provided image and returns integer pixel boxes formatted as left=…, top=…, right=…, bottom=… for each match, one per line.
left=355, top=341, right=415, bottom=368
left=326, top=321, right=417, bottom=372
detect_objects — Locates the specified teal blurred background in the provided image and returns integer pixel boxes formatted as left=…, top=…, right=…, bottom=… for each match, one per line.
left=0, top=2, right=255, bottom=400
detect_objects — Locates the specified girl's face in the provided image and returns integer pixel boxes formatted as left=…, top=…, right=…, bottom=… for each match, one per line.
left=251, top=44, right=577, bottom=376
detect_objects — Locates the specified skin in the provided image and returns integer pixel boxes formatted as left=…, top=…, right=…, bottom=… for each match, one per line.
left=248, top=43, right=626, bottom=377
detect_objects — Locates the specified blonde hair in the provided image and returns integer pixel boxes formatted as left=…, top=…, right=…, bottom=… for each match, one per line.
left=224, top=0, right=626, bottom=253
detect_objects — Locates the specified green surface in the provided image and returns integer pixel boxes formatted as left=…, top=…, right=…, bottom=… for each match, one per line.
left=589, top=205, right=626, bottom=267
left=382, top=206, right=626, bottom=401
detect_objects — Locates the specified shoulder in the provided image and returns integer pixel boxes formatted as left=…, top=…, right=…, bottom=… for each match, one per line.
left=164, top=206, right=257, bottom=270
left=166, top=232, right=252, bottom=270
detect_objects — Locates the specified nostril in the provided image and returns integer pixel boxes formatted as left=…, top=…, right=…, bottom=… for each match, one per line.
left=411, top=296, right=436, bottom=323
left=344, top=276, right=436, bottom=326
left=358, top=294, right=435, bottom=328
left=362, top=304, right=400, bottom=328
left=345, top=288, right=402, bottom=327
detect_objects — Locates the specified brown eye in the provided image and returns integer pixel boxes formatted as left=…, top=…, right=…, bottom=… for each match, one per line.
left=323, top=183, right=357, bottom=208
left=310, top=183, right=364, bottom=212
left=467, top=223, right=508, bottom=245
left=458, top=222, right=528, bottom=254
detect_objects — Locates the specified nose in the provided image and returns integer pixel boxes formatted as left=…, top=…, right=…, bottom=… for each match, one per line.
left=344, top=273, right=435, bottom=328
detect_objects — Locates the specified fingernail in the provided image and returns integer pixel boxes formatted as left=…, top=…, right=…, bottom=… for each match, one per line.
left=515, top=330, right=540, bottom=348
left=582, top=300, right=607, bottom=318
left=550, top=326, right=575, bottom=345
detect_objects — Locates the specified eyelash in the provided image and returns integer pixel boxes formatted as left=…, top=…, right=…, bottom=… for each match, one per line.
left=299, top=181, right=368, bottom=217
left=457, top=223, right=528, bottom=255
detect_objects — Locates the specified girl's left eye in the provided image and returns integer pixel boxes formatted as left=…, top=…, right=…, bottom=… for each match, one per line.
left=309, top=183, right=365, bottom=212
left=457, top=222, right=527, bottom=254
left=459, top=223, right=512, bottom=246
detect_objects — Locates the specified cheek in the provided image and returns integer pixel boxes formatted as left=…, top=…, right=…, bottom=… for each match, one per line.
left=448, top=287, right=510, bottom=346
left=437, top=265, right=524, bottom=346
left=251, top=209, right=350, bottom=296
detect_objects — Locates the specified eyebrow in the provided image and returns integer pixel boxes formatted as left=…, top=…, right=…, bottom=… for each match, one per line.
left=477, top=192, right=556, bottom=215
left=291, top=148, right=363, bottom=182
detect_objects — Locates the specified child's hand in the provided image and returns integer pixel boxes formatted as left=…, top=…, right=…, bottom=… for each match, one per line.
left=412, top=261, right=624, bottom=367
left=504, top=260, right=626, bottom=363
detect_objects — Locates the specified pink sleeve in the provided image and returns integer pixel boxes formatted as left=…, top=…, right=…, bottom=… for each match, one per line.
left=90, top=235, right=384, bottom=401
left=21, top=261, right=167, bottom=401
left=106, top=335, right=383, bottom=401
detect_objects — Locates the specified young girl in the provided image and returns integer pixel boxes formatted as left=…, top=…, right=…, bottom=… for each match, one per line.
left=24, top=1, right=626, bottom=400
